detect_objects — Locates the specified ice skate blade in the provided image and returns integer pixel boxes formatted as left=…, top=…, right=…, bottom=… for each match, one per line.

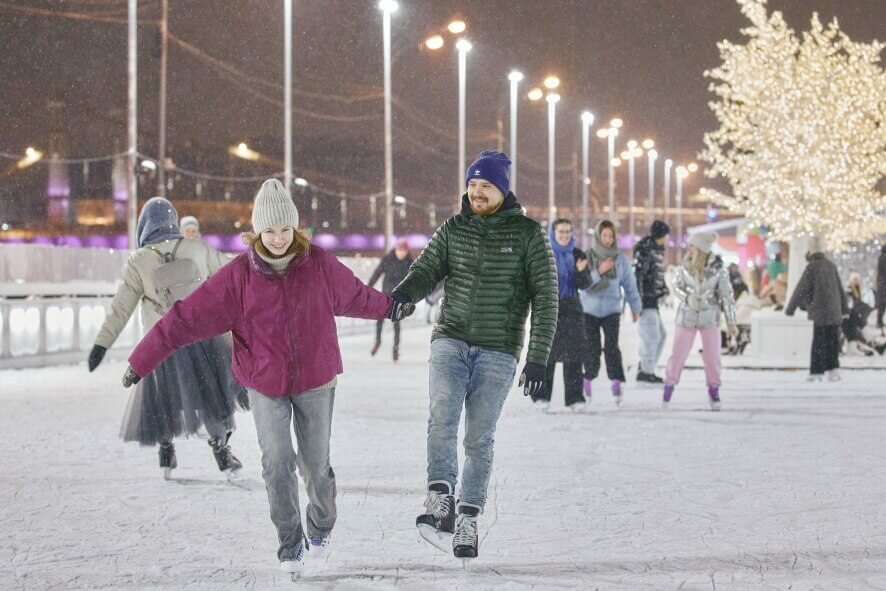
left=224, top=468, right=241, bottom=481
left=613, top=396, right=623, bottom=407
left=661, top=401, right=670, bottom=410
left=460, top=557, right=473, bottom=570
left=710, top=402, right=722, bottom=412
left=417, top=524, right=453, bottom=554
left=162, top=467, right=173, bottom=480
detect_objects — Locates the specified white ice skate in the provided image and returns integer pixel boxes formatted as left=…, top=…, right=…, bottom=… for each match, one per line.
left=709, top=400, right=722, bottom=412
left=280, top=544, right=305, bottom=573
left=661, top=401, right=670, bottom=410
left=569, top=402, right=587, bottom=413
left=533, top=399, right=550, bottom=412
left=162, top=467, right=173, bottom=480
left=806, top=374, right=824, bottom=382
left=827, top=369, right=842, bottom=382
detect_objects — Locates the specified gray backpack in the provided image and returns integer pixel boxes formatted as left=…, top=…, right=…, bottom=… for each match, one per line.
left=150, top=239, right=202, bottom=312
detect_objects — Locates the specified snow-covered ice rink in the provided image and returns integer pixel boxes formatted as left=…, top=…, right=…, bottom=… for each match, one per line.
left=3, top=319, right=885, bottom=590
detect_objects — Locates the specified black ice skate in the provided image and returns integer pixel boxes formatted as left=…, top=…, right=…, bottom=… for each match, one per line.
left=209, top=435, right=242, bottom=480
left=416, top=481, right=455, bottom=553
left=158, top=441, right=177, bottom=480
left=453, top=505, right=480, bottom=567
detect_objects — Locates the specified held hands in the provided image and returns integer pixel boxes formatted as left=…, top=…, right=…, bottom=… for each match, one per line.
left=87, top=345, right=107, bottom=372
left=727, top=325, right=738, bottom=338
left=597, top=257, right=615, bottom=276
left=122, top=366, right=142, bottom=388
left=632, top=312, right=640, bottom=323
left=388, top=291, right=415, bottom=322
left=518, top=362, right=546, bottom=397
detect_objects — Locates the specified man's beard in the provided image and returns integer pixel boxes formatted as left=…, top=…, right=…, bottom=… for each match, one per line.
left=470, top=197, right=502, bottom=217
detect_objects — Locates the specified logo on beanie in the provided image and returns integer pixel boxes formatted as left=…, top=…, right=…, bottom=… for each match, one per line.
left=474, top=169, right=481, bottom=176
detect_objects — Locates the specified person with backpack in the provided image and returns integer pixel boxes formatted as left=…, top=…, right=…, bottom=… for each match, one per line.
left=87, top=197, right=247, bottom=480
left=633, top=220, right=670, bottom=383
left=120, top=180, right=411, bottom=573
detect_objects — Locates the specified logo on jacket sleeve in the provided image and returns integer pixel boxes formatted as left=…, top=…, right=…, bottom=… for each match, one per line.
left=500, top=246, right=513, bottom=253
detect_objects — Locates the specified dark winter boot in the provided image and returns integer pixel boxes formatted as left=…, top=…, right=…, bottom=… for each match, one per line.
left=707, top=386, right=722, bottom=412
left=453, top=505, right=480, bottom=562
left=158, top=440, right=177, bottom=480
left=370, top=339, right=381, bottom=356
left=416, top=481, right=456, bottom=553
left=209, top=436, right=243, bottom=479
left=393, top=345, right=399, bottom=362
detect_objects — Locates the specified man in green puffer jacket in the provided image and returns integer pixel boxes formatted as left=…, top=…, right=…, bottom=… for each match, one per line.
left=392, top=150, right=558, bottom=561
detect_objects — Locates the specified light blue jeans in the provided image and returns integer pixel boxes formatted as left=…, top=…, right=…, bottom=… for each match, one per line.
left=638, top=308, right=667, bottom=374
left=248, top=387, right=336, bottom=561
left=427, top=338, right=517, bottom=510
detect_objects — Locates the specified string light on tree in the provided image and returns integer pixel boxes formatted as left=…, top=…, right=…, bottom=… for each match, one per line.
left=700, top=0, right=885, bottom=250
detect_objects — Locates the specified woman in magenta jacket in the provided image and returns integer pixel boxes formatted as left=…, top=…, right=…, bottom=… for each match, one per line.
left=123, top=179, right=412, bottom=573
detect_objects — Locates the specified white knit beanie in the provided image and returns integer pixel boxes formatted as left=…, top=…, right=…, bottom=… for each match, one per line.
left=807, top=235, right=826, bottom=255
left=179, top=215, right=200, bottom=232
left=689, top=231, right=718, bottom=254
left=252, top=179, right=299, bottom=234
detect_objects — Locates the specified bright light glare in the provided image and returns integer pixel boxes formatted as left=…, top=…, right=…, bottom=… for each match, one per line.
left=611, top=158, right=622, bottom=167
left=425, top=35, right=444, bottom=50
left=610, top=118, right=623, bottom=128
left=687, top=163, right=699, bottom=173
left=447, top=20, right=466, bottom=34
left=527, top=88, right=544, bottom=101
left=394, top=195, right=407, bottom=204
left=627, top=140, right=638, bottom=150
left=581, top=111, right=594, bottom=125
left=642, top=139, right=655, bottom=150
left=378, top=0, right=399, bottom=14
left=455, top=38, right=472, bottom=52
left=543, top=76, right=560, bottom=89
left=546, top=93, right=560, bottom=103
left=508, top=70, right=524, bottom=82
left=648, top=149, right=658, bottom=159
left=294, top=177, right=309, bottom=187
left=596, top=128, right=609, bottom=139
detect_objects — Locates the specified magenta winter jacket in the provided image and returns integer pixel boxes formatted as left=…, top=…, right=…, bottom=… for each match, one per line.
left=129, top=245, right=393, bottom=397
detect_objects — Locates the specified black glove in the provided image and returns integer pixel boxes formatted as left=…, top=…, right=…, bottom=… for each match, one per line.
left=122, top=366, right=142, bottom=388
left=88, top=345, right=107, bottom=372
left=518, top=362, right=546, bottom=397
left=388, top=291, right=415, bottom=322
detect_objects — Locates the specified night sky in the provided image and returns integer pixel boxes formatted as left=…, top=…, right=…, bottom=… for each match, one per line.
left=0, top=0, right=882, bottom=213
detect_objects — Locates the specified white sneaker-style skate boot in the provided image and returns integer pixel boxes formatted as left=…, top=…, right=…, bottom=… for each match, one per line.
left=827, top=369, right=842, bottom=381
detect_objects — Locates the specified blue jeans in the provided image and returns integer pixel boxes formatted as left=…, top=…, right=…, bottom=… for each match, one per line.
left=638, top=308, right=667, bottom=374
left=248, top=387, right=336, bottom=561
left=427, top=338, right=517, bottom=510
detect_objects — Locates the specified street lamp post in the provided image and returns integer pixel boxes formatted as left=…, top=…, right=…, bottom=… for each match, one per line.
left=379, top=0, right=398, bottom=250
left=663, top=158, right=673, bottom=240
left=127, top=0, right=138, bottom=249
left=284, top=0, right=293, bottom=192
left=580, top=111, right=594, bottom=249
left=646, top=147, right=657, bottom=228
left=625, top=140, right=642, bottom=242
left=508, top=71, right=523, bottom=195
left=546, top=92, right=560, bottom=225
left=607, top=118, right=622, bottom=224
left=675, top=165, right=688, bottom=255
left=456, top=39, right=472, bottom=200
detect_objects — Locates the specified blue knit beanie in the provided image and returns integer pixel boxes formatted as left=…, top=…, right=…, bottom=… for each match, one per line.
left=465, top=150, right=511, bottom=197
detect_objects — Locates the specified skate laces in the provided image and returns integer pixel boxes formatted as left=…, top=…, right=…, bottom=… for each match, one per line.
left=453, top=513, right=477, bottom=546
left=424, top=489, right=452, bottom=518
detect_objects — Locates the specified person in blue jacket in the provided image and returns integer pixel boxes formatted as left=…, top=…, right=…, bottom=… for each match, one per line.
left=579, top=219, right=642, bottom=405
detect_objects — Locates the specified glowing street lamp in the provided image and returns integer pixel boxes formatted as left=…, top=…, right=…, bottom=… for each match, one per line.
left=527, top=87, right=543, bottom=101
left=663, top=158, right=673, bottom=234
left=580, top=111, right=595, bottom=247
left=675, top=165, right=689, bottom=253
left=425, top=35, right=444, bottom=50
left=447, top=20, right=466, bottom=34
left=16, top=147, right=44, bottom=169
left=228, top=142, right=261, bottom=161
left=543, top=76, right=560, bottom=90
left=604, top=126, right=620, bottom=223
left=646, top=148, right=658, bottom=227
left=546, top=92, right=560, bottom=225
left=610, top=118, right=623, bottom=129
left=626, top=140, right=643, bottom=241
left=508, top=70, right=524, bottom=194
left=379, top=0, right=399, bottom=250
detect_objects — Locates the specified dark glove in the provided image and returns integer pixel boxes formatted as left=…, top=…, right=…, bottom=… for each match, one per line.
left=518, top=362, right=546, bottom=397
left=389, top=290, right=415, bottom=322
left=122, top=366, right=142, bottom=388
left=88, top=345, right=107, bottom=372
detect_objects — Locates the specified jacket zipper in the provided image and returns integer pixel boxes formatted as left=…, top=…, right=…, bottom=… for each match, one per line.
left=281, top=274, right=299, bottom=393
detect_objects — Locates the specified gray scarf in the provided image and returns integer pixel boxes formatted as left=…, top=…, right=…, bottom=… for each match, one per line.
left=586, top=237, right=620, bottom=294
left=256, top=248, right=298, bottom=275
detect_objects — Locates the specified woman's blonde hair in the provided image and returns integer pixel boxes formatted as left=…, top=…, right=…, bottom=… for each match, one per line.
left=251, top=227, right=311, bottom=259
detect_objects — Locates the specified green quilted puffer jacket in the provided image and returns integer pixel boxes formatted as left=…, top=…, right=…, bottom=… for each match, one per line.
left=395, top=193, right=558, bottom=365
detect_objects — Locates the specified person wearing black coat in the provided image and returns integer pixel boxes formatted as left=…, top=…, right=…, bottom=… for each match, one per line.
left=785, top=238, right=849, bottom=380
left=633, top=221, right=670, bottom=382
left=368, top=238, right=414, bottom=360
left=533, top=219, right=591, bottom=411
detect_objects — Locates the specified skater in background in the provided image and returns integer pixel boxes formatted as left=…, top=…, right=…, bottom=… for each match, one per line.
left=662, top=232, right=736, bottom=411
left=531, top=218, right=590, bottom=412
left=580, top=219, right=642, bottom=405
left=367, top=237, right=414, bottom=361
left=760, top=272, right=788, bottom=310
left=87, top=197, right=246, bottom=479
left=842, top=273, right=882, bottom=356
left=121, top=180, right=411, bottom=573
left=633, top=220, right=671, bottom=383
left=730, top=282, right=761, bottom=355
left=785, top=237, right=848, bottom=381
left=180, top=215, right=201, bottom=239
left=391, top=151, right=557, bottom=563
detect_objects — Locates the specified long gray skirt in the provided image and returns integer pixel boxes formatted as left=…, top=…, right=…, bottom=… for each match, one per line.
left=120, top=335, right=249, bottom=446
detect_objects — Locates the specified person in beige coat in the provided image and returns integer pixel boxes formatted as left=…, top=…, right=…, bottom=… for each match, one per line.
left=88, top=197, right=247, bottom=479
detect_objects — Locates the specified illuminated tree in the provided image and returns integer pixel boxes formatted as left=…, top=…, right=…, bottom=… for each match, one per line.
left=701, top=0, right=885, bottom=249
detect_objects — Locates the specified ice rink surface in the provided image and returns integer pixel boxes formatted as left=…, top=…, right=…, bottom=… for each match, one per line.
left=3, top=319, right=885, bottom=590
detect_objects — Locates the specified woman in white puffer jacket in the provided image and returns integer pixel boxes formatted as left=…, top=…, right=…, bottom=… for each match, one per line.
left=662, top=232, right=736, bottom=411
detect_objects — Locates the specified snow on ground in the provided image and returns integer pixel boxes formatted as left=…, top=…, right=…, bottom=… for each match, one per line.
left=3, top=316, right=886, bottom=590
